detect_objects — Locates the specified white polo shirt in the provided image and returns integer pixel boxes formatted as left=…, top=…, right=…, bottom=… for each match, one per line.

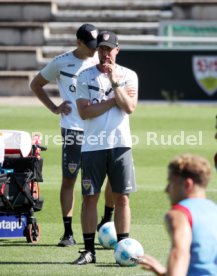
left=41, top=51, right=98, bottom=131
left=76, top=64, right=138, bottom=151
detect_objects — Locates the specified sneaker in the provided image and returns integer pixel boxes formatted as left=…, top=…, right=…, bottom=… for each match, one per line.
left=58, top=235, right=76, bottom=247
left=97, top=217, right=108, bottom=231
left=72, top=250, right=96, bottom=265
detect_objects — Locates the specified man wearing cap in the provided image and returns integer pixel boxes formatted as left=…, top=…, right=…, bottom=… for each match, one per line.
left=30, top=24, right=99, bottom=247
left=73, top=30, right=138, bottom=265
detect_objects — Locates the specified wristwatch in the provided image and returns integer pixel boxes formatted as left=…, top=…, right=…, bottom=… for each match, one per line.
left=112, top=81, right=124, bottom=88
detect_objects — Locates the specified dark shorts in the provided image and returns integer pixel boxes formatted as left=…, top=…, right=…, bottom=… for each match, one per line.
left=61, top=128, right=84, bottom=179
left=81, top=147, right=136, bottom=195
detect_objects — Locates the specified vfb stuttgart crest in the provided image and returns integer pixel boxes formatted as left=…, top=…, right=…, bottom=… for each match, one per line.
left=82, top=179, right=92, bottom=190
left=68, top=163, right=77, bottom=174
left=192, top=56, right=217, bottom=96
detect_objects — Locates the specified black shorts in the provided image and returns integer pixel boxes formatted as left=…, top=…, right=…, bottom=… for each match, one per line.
left=81, top=147, right=136, bottom=195
left=61, top=128, right=84, bottom=179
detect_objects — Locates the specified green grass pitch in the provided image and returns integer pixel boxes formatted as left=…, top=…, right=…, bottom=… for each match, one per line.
left=0, top=103, right=217, bottom=276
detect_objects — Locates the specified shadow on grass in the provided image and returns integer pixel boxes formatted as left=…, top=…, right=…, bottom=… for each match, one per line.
left=0, top=242, right=59, bottom=247
left=0, top=261, right=71, bottom=265
left=96, top=263, right=120, bottom=268
left=0, top=240, right=86, bottom=247
left=0, top=261, right=118, bottom=267
left=0, top=241, right=116, bottom=251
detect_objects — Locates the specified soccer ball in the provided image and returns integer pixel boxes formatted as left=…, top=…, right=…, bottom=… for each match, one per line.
left=98, top=222, right=117, bottom=249
left=114, top=238, right=144, bottom=266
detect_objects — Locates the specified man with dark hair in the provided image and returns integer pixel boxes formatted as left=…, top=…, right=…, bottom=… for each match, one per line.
left=72, top=30, right=138, bottom=265
left=30, top=24, right=99, bottom=247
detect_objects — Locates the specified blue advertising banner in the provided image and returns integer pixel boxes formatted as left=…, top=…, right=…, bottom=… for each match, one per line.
left=0, top=214, right=27, bottom=238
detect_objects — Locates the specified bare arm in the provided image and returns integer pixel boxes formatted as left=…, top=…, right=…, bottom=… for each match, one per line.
left=106, top=59, right=138, bottom=114
left=137, top=210, right=191, bottom=276
left=112, top=86, right=137, bottom=114
left=30, top=73, right=71, bottom=115
left=76, top=98, right=116, bottom=120
left=165, top=210, right=191, bottom=276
